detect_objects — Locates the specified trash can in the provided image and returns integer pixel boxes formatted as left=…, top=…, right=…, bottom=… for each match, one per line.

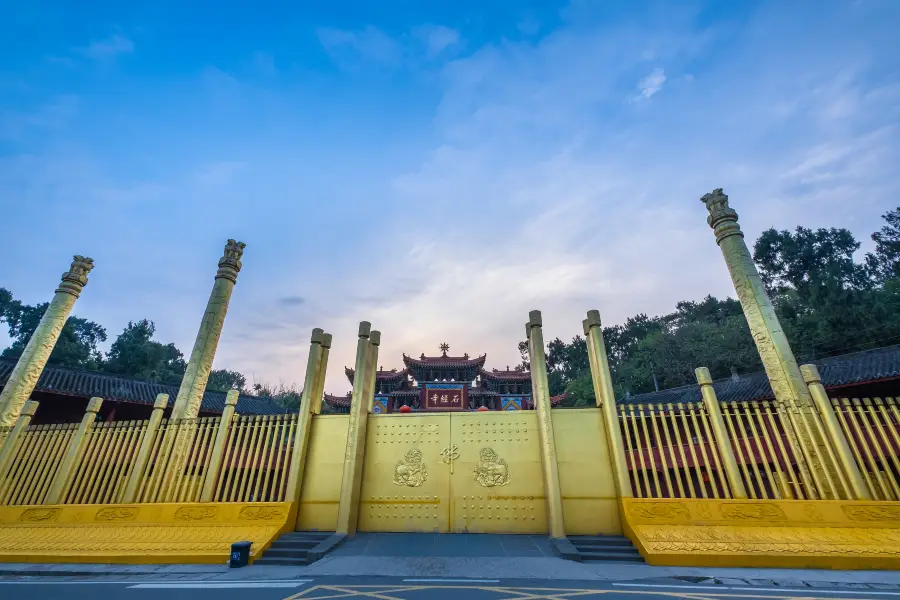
left=230, top=541, right=252, bottom=568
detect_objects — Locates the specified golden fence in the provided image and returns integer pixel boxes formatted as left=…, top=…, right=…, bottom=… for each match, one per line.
left=0, top=413, right=299, bottom=507
left=0, top=423, right=79, bottom=506
left=618, top=402, right=733, bottom=499
left=211, top=414, right=297, bottom=503
left=618, top=396, right=894, bottom=501
left=831, top=397, right=900, bottom=501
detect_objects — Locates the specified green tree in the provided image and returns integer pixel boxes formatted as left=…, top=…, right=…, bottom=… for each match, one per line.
left=207, top=369, right=248, bottom=393
left=1, top=291, right=107, bottom=369
left=867, top=207, right=900, bottom=283
left=103, top=319, right=186, bottom=384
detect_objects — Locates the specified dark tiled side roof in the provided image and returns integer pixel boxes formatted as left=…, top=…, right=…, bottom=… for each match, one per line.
left=324, top=392, right=352, bottom=407
left=344, top=367, right=408, bottom=384
left=480, top=368, right=530, bottom=381
left=0, top=358, right=291, bottom=415
left=624, top=345, right=900, bottom=406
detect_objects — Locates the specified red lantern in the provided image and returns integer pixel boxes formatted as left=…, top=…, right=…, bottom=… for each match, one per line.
left=477, top=406, right=489, bottom=412
left=399, top=405, right=412, bottom=414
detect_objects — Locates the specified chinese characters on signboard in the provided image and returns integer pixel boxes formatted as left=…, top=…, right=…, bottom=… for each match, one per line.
left=422, top=384, right=466, bottom=410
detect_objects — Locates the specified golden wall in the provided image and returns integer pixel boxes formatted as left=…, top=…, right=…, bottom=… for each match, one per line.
left=553, top=408, right=621, bottom=535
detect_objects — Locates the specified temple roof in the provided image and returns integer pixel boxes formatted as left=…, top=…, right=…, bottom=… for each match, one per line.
left=0, top=357, right=291, bottom=415
left=344, top=366, right=408, bottom=384
left=480, top=367, right=530, bottom=381
left=324, top=392, right=352, bottom=407
left=402, top=352, right=487, bottom=370
left=624, top=344, right=900, bottom=406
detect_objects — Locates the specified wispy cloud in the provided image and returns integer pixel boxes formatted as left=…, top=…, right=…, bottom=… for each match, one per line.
left=636, top=67, right=666, bottom=99
left=77, top=34, right=133, bottom=60
left=413, top=25, right=462, bottom=58
left=316, top=26, right=401, bottom=66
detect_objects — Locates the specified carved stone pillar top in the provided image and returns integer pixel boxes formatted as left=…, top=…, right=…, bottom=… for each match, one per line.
left=701, top=188, right=744, bottom=244
left=215, top=239, right=246, bottom=283
left=56, top=255, right=94, bottom=297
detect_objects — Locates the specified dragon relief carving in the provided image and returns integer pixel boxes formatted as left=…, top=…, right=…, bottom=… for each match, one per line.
left=721, top=503, right=787, bottom=521
left=94, top=507, right=139, bottom=522
left=843, top=505, right=900, bottom=522
left=628, top=503, right=690, bottom=520
left=173, top=507, right=218, bottom=521
left=18, top=508, right=61, bottom=522
left=238, top=506, right=287, bottom=521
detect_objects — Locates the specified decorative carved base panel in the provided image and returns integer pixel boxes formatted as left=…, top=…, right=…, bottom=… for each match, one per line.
left=0, top=502, right=292, bottom=564
left=623, top=498, right=900, bottom=570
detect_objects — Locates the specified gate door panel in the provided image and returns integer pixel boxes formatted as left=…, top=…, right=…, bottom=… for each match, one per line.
left=449, top=411, right=546, bottom=533
left=357, top=414, right=451, bottom=533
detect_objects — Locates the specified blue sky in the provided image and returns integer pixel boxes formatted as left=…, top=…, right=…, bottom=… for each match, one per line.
left=2, top=0, right=899, bottom=395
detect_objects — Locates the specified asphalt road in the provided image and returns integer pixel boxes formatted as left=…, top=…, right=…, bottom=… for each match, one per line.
left=0, top=576, right=891, bottom=600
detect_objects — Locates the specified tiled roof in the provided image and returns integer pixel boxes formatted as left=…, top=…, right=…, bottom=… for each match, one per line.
left=324, top=392, right=352, bottom=407
left=480, top=368, right=530, bottom=381
left=0, top=358, right=291, bottom=415
left=624, top=345, right=900, bottom=406
left=403, top=353, right=487, bottom=369
left=344, top=367, right=408, bottom=384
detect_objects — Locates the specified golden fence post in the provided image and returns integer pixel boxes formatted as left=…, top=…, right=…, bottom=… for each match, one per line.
left=285, top=329, right=326, bottom=505
left=336, top=322, right=374, bottom=536
left=696, top=368, right=748, bottom=499
left=526, top=310, right=566, bottom=539
left=120, top=393, right=169, bottom=503
left=45, top=397, right=103, bottom=504
left=199, top=390, right=239, bottom=502
left=364, top=333, right=381, bottom=414
left=0, top=400, right=39, bottom=481
left=800, top=364, right=872, bottom=500
left=310, top=334, right=332, bottom=416
left=583, top=310, right=633, bottom=499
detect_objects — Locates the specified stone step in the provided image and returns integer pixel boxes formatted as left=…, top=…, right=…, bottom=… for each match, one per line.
left=253, top=557, right=309, bottom=566
left=579, top=550, right=644, bottom=562
left=260, top=548, right=311, bottom=558
left=269, top=540, right=321, bottom=550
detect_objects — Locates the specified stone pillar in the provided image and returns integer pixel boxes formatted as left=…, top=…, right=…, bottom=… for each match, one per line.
left=336, top=322, right=374, bottom=536
left=171, top=239, right=246, bottom=420
left=583, top=310, right=633, bottom=499
left=526, top=310, right=566, bottom=539
left=701, top=189, right=834, bottom=498
left=0, top=256, right=94, bottom=426
left=310, top=334, right=332, bottom=415
left=285, top=328, right=326, bottom=505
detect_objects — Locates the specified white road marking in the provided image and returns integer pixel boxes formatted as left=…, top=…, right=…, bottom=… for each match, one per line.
left=403, top=578, right=501, bottom=583
left=129, top=580, right=311, bottom=589
left=613, top=582, right=900, bottom=596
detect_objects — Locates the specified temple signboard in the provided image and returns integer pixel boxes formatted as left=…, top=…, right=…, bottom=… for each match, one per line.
left=422, top=383, right=466, bottom=411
